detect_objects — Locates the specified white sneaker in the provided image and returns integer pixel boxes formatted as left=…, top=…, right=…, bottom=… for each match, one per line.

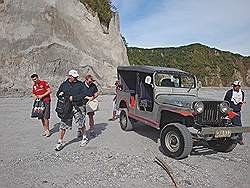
left=80, top=137, right=89, bottom=147
left=55, top=141, right=63, bottom=151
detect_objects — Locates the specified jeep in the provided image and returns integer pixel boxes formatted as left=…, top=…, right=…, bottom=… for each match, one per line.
left=117, top=65, right=250, bottom=159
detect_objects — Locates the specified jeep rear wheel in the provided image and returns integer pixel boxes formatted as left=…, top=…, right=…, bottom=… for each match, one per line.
left=160, top=123, right=193, bottom=159
left=119, top=108, right=134, bottom=131
left=208, top=139, right=237, bottom=152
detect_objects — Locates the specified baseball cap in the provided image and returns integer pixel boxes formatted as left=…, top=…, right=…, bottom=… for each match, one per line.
left=68, top=70, right=79, bottom=78
left=233, top=80, right=241, bottom=86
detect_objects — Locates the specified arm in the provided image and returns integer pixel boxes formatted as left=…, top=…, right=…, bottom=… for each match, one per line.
left=90, top=84, right=99, bottom=100
left=32, top=93, right=37, bottom=100
left=38, top=88, right=52, bottom=99
left=240, top=91, right=245, bottom=107
left=224, top=90, right=231, bottom=102
left=32, top=86, right=37, bottom=100
left=56, top=83, right=64, bottom=98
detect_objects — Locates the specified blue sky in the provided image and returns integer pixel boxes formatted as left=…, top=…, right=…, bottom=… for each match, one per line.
left=111, top=0, right=250, bottom=56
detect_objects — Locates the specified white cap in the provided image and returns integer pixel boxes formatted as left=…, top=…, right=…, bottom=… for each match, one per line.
left=233, top=80, right=241, bottom=86
left=68, top=70, right=79, bottom=78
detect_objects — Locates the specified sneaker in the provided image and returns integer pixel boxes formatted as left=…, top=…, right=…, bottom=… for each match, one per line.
left=76, top=129, right=83, bottom=138
left=80, top=137, right=89, bottom=147
left=44, top=130, right=51, bottom=137
left=55, top=141, right=64, bottom=151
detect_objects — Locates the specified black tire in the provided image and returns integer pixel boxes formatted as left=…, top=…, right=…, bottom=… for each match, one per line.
left=160, top=123, right=193, bottom=159
left=119, top=108, right=134, bottom=131
left=208, top=139, right=237, bottom=152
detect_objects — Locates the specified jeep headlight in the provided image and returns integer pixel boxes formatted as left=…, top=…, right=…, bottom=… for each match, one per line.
left=220, top=102, right=229, bottom=114
left=194, top=101, right=204, bottom=114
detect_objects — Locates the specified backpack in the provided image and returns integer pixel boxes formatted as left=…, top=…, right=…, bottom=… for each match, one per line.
left=55, top=96, right=73, bottom=119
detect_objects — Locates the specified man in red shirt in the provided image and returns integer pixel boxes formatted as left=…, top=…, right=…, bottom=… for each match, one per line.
left=31, top=74, right=52, bottom=137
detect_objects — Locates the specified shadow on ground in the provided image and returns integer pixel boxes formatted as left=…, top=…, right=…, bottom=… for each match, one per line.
left=190, top=145, right=218, bottom=156
left=133, top=122, right=160, bottom=143
left=57, top=123, right=108, bottom=150
left=87, top=123, right=108, bottom=140
left=50, top=122, right=60, bottom=136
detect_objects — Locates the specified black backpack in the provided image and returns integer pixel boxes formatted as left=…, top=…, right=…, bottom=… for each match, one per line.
left=55, top=96, right=73, bottom=119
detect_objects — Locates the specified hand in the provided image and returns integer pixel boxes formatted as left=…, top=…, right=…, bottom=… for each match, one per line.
left=32, top=95, right=38, bottom=100
left=85, top=96, right=92, bottom=100
left=37, top=95, right=44, bottom=99
left=69, top=96, right=73, bottom=101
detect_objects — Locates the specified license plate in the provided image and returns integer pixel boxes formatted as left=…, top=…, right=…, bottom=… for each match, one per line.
left=215, top=129, right=232, bottom=138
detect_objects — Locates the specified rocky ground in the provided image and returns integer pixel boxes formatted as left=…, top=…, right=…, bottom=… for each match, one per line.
left=0, top=88, right=249, bottom=188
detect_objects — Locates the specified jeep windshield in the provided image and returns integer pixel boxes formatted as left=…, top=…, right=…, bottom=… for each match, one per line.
left=154, top=72, right=195, bottom=90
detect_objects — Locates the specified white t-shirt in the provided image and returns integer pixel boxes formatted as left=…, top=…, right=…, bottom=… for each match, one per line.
left=231, top=89, right=243, bottom=105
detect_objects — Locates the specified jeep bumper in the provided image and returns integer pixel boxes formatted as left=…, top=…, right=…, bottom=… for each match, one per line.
left=200, top=127, right=250, bottom=137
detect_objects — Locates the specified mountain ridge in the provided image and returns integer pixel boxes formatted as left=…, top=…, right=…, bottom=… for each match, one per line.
left=127, top=43, right=250, bottom=86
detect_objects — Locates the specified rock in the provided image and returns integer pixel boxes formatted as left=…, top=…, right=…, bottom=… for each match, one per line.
left=0, top=0, right=129, bottom=96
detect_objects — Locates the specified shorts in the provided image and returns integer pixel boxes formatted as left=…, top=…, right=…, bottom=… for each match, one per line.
left=38, top=101, right=50, bottom=119
left=59, top=105, right=86, bottom=130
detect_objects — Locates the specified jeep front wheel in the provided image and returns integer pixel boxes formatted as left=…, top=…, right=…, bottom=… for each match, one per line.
left=119, top=108, right=134, bottom=131
left=208, top=139, right=237, bottom=152
left=160, top=123, right=193, bottom=159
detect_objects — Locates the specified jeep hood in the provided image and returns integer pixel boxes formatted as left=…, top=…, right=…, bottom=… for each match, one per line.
left=155, top=95, right=221, bottom=108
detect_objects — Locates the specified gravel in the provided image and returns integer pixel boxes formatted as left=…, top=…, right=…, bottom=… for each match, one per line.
left=0, top=88, right=249, bottom=187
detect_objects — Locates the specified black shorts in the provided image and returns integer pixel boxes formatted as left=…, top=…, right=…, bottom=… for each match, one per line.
left=38, top=101, right=50, bottom=119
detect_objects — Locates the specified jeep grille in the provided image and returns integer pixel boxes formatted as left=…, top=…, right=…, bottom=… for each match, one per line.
left=196, top=101, right=224, bottom=126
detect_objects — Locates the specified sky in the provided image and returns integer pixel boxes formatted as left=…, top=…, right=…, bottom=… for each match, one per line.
left=111, top=0, right=250, bottom=56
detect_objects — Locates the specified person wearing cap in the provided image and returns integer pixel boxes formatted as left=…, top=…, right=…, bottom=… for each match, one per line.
left=31, top=73, right=52, bottom=137
left=224, top=80, right=245, bottom=145
left=82, top=74, right=99, bottom=137
left=55, top=70, right=89, bottom=151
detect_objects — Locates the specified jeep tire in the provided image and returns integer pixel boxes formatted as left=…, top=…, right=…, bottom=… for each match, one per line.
left=160, top=123, right=193, bottom=159
left=120, top=108, right=134, bottom=131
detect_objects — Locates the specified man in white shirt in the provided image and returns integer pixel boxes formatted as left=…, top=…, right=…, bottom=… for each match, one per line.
left=224, top=81, right=245, bottom=145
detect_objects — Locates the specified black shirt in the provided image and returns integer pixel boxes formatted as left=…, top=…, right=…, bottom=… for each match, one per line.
left=56, top=79, right=86, bottom=106
left=82, top=81, right=98, bottom=104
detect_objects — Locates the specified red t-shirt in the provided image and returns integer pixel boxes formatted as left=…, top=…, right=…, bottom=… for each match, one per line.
left=32, top=80, right=51, bottom=102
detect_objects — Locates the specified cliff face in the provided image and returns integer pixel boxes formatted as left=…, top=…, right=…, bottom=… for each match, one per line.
left=0, top=0, right=128, bottom=95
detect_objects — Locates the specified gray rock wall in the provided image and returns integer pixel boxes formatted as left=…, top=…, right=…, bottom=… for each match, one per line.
left=0, top=0, right=129, bottom=96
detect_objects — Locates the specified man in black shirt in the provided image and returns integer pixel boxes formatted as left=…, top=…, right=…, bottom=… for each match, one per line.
left=55, top=70, right=89, bottom=151
left=83, top=74, right=99, bottom=137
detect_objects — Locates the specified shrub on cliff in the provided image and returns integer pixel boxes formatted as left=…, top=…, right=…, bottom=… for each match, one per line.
left=80, top=0, right=113, bottom=27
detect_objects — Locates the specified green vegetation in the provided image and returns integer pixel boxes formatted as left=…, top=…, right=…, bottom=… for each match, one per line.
left=127, top=43, right=250, bottom=86
left=80, top=0, right=113, bottom=27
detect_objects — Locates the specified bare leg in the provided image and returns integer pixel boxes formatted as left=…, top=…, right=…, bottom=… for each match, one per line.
left=79, top=127, right=87, bottom=136
left=88, top=113, right=94, bottom=129
left=112, top=111, right=116, bottom=120
left=41, top=118, right=49, bottom=131
left=58, top=128, right=65, bottom=140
